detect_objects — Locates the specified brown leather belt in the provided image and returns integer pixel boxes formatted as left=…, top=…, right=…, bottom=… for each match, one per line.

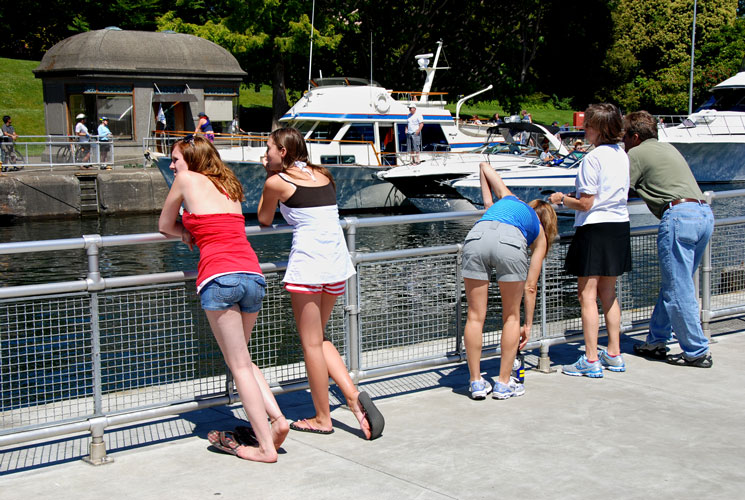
left=665, top=198, right=707, bottom=213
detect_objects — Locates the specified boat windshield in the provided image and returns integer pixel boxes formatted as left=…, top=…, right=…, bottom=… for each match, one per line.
left=481, top=143, right=538, bottom=156
left=696, top=89, right=745, bottom=113
left=307, top=121, right=344, bottom=142
left=537, top=150, right=586, bottom=168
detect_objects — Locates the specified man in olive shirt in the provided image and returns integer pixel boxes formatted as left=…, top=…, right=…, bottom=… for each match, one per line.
left=623, top=111, right=714, bottom=367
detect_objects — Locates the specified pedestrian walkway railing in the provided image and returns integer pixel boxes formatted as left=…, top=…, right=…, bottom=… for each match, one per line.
left=1, top=190, right=744, bottom=465
left=0, top=135, right=116, bottom=170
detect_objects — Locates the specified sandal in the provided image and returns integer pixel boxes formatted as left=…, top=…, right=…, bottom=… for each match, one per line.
left=207, top=430, right=243, bottom=456
left=358, top=391, right=385, bottom=440
left=666, top=352, right=713, bottom=368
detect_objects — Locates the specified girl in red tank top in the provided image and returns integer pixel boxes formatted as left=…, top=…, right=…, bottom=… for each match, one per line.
left=159, top=136, right=288, bottom=462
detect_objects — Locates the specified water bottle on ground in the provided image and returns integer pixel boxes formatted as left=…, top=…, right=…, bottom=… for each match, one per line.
left=511, top=351, right=525, bottom=384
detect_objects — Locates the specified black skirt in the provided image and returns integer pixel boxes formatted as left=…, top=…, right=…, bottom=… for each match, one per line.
left=565, top=221, right=632, bottom=277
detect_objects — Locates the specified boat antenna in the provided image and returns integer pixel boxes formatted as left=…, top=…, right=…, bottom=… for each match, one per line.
left=417, top=40, right=449, bottom=103
left=688, top=0, right=697, bottom=115
left=308, top=0, right=316, bottom=91
left=370, top=31, right=373, bottom=83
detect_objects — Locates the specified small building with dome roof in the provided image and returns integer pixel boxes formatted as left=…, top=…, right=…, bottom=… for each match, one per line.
left=34, top=27, right=247, bottom=159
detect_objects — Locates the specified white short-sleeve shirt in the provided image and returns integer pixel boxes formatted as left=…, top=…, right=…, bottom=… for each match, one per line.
left=574, top=143, right=630, bottom=227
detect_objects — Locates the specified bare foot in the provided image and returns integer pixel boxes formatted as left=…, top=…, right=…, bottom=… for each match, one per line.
left=289, top=416, right=333, bottom=433
left=271, top=415, right=290, bottom=449
left=348, top=392, right=372, bottom=440
left=236, top=444, right=278, bottom=463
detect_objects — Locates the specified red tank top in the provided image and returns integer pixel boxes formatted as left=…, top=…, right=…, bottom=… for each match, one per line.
left=181, top=212, right=262, bottom=290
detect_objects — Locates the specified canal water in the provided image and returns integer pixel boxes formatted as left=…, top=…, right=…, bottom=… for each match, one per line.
left=1, top=182, right=743, bottom=288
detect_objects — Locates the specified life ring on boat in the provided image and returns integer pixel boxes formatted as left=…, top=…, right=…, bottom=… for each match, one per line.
left=375, top=93, right=391, bottom=113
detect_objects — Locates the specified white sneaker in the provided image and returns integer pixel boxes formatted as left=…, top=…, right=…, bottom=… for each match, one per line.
left=468, top=378, right=493, bottom=400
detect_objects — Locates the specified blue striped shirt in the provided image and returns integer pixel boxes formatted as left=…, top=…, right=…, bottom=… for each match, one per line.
left=477, top=195, right=540, bottom=245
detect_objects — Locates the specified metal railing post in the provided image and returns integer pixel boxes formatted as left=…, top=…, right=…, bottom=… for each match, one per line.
left=537, top=260, right=555, bottom=372
left=82, top=235, right=112, bottom=464
left=455, top=246, right=464, bottom=358
left=343, top=217, right=361, bottom=382
left=701, top=191, right=714, bottom=340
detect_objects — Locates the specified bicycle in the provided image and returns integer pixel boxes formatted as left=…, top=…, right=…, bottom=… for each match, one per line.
left=1, top=142, right=24, bottom=171
left=55, top=141, right=87, bottom=163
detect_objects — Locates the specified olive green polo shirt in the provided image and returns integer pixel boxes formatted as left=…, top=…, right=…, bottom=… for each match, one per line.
left=628, top=138, right=703, bottom=219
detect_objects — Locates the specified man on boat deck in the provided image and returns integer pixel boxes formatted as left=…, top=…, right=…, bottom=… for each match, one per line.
left=623, top=110, right=715, bottom=368
left=406, top=103, right=424, bottom=165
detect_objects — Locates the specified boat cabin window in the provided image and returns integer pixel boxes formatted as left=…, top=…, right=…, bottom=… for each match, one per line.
left=396, top=123, right=449, bottom=152
left=293, top=121, right=315, bottom=134
left=307, top=121, right=344, bottom=142
left=342, top=123, right=375, bottom=143
left=320, top=155, right=356, bottom=165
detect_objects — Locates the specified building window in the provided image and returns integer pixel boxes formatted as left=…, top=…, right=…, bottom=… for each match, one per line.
left=67, top=84, right=134, bottom=139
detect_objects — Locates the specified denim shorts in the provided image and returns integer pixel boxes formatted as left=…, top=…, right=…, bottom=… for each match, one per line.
left=199, top=273, right=266, bottom=313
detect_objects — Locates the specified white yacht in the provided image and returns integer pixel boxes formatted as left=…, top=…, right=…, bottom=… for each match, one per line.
left=659, top=66, right=745, bottom=182
left=376, top=122, right=571, bottom=212
left=153, top=41, right=501, bottom=213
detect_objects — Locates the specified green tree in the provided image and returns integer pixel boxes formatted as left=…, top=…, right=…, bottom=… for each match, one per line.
left=158, top=0, right=348, bottom=128
left=603, top=0, right=740, bottom=113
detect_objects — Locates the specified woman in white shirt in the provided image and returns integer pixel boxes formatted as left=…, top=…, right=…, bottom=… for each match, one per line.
left=549, top=103, right=631, bottom=378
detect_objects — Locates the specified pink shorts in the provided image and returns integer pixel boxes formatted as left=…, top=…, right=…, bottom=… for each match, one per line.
left=284, top=281, right=346, bottom=295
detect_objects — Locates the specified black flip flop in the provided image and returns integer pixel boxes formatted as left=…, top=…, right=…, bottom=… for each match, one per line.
left=234, top=425, right=259, bottom=446
left=289, top=418, right=334, bottom=434
left=358, top=391, right=385, bottom=440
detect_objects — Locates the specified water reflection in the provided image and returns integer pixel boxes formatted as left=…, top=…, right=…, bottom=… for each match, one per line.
left=1, top=183, right=743, bottom=289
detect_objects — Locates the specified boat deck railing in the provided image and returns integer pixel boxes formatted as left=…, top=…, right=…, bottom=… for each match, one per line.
left=1, top=189, right=744, bottom=465
left=657, top=113, right=745, bottom=137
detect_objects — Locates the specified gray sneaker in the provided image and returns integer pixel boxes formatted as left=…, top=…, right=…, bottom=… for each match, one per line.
left=468, top=378, right=492, bottom=400
left=598, top=349, right=626, bottom=372
left=633, top=342, right=667, bottom=360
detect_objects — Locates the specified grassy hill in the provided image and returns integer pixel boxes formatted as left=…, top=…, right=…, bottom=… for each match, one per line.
left=0, top=57, right=45, bottom=136
left=1, top=56, right=575, bottom=134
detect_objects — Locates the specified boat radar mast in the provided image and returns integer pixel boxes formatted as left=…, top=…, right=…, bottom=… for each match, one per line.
left=417, top=40, right=449, bottom=103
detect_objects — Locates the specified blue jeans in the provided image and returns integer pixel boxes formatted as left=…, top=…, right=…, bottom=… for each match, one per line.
left=647, top=202, right=714, bottom=358
left=199, top=273, right=266, bottom=313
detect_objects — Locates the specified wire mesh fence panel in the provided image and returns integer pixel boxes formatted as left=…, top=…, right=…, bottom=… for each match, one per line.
left=621, top=232, right=660, bottom=326
left=710, top=222, right=745, bottom=312
left=99, top=284, right=197, bottom=413
left=246, top=272, right=346, bottom=387
left=0, top=294, right=94, bottom=430
left=358, top=255, right=460, bottom=370
left=540, top=244, right=576, bottom=339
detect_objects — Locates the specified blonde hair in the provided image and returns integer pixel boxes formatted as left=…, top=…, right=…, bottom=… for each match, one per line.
left=270, top=127, right=336, bottom=189
left=172, top=136, right=244, bottom=202
left=528, top=199, right=558, bottom=251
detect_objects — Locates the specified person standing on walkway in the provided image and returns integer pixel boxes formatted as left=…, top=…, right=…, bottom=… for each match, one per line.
left=75, top=113, right=92, bottom=164
left=623, top=111, right=714, bottom=368
left=2, top=115, right=19, bottom=166
left=406, top=103, right=424, bottom=165
left=97, top=116, right=113, bottom=166
left=549, top=103, right=631, bottom=378
left=195, top=112, right=215, bottom=143
left=258, top=127, right=384, bottom=440
left=159, top=135, right=288, bottom=462
left=463, top=162, right=558, bottom=400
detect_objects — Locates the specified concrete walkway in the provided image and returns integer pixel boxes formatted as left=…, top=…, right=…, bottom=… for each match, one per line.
left=2, top=318, right=745, bottom=499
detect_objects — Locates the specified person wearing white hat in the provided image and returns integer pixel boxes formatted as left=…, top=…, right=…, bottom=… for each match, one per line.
left=406, top=102, right=424, bottom=165
left=75, top=113, right=91, bottom=165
